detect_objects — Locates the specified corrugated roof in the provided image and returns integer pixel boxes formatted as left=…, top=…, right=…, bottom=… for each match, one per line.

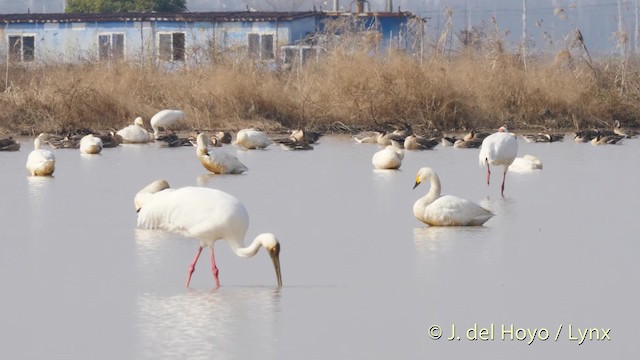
left=0, top=11, right=321, bottom=24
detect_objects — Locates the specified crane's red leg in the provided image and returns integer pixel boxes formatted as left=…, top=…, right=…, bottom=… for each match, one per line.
left=210, top=246, right=220, bottom=289
left=485, top=158, right=491, bottom=185
left=186, top=246, right=203, bottom=288
left=501, top=170, right=507, bottom=197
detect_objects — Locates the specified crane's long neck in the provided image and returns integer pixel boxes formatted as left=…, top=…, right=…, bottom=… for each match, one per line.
left=228, top=236, right=262, bottom=258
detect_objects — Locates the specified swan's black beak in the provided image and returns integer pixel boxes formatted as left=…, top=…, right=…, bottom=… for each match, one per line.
left=413, top=179, right=421, bottom=189
left=269, top=243, right=282, bottom=287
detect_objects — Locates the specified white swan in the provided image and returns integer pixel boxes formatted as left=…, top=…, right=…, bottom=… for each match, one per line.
left=509, top=155, right=543, bottom=172
left=413, top=167, right=493, bottom=226
left=150, top=109, right=185, bottom=139
left=372, top=143, right=404, bottom=169
left=134, top=180, right=282, bottom=288
left=116, top=117, right=152, bottom=143
left=26, top=133, right=56, bottom=176
left=196, top=133, right=248, bottom=174
left=79, top=134, right=103, bottom=154
left=478, top=125, right=518, bottom=196
left=233, top=128, right=272, bottom=149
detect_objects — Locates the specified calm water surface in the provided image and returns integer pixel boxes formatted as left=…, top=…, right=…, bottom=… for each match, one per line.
left=0, top=134, right=637, bottom=359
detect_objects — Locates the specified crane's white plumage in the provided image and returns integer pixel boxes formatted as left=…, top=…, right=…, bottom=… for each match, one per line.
left=413, top=167, right=493, bottom=226
left=150, top=109, right=185, bottom=139
left=509, top=155, right=542, bottom=172
left=117, top=117, right=152, bottom=143
left=26, top=133, right=56, bottom=176
left=79, top=134, right=103, bottom=154
left=134, top=180, right=282, bottom=288
left=196, top=133, right=248, bottom=174
left=372, top=144, right=404, bottom=169
left=478, top=126, right=518, bottom=196
left=233, top=128, right=272, bottom=149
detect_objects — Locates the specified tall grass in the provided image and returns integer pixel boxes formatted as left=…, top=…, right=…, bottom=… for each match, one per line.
left=1, top=18, right=640, bottom=135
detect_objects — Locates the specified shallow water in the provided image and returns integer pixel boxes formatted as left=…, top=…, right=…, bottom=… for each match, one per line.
left=0, top=135, right=637, bottom=359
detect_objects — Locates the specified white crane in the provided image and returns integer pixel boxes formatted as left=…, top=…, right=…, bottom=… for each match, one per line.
left=478, top=126, right=518, bottom=196
left=134, top=180, right=282, bottom=288
left=150, top=109, right=185, bottom=139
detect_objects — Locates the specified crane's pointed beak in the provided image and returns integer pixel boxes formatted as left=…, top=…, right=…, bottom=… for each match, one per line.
left=269, top=244, right=282, bottom=287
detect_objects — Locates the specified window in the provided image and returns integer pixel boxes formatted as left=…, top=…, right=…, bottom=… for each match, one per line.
left=248, top=33, right=274, bottom=60
left=158, top=32, right=185, bottom=61
left=98, top=33, right=124, bottom=61
left=8, top=35, right=35, bottom=62
left=282, top=45, right=318, bottom=67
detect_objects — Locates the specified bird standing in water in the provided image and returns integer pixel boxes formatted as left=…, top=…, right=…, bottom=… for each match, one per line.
left=135, top=180, right=282, bottom=288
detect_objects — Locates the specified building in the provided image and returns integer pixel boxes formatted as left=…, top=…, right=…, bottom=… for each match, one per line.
left=0, top=7, right=419, bottom=67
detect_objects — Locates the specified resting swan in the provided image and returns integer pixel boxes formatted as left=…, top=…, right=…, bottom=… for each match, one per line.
left=196, top=133, right=248, bottom=174
left=413, top=167, right=493, bottom=226
left=26, top=133, right=56, bottom=176
left=372, top=143, right=404, bottom=169
left=117, top=117, right=152, bottom=143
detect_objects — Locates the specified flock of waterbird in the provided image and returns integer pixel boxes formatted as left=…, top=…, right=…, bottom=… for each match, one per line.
left=1, top=111, right=636, bottom=287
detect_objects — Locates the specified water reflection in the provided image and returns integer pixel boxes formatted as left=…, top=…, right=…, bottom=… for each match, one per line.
left=136, top=288, right=281, bottom=359
left=413, top=226, right=490, bottom=256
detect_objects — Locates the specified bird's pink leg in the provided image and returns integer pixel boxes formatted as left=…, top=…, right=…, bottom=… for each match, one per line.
left=186, top=246, right=203, bottom=288
left=485, top=158, right=491, bottom=185
left=210, top=247, right=220, bottom=289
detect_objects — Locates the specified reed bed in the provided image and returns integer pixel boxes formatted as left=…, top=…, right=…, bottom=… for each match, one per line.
left=1, top=22, right=640, bottom=136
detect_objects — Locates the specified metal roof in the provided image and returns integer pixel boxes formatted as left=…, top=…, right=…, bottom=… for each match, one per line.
left=0, top=11, right=321, bottom=24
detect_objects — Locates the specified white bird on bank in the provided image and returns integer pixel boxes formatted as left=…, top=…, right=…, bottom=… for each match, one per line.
left=478, top=125, right=518, bottom=196
left=372, top=143, right=404, bottom=169
left=26, top=133, right=56, bottom=176
left=117, top=117, right=152, bottom=143
left=509, top=155, right=543, bottom=172
left=150, top=109, right=185, bottom=139
left=196, top=133, right=248, bottom=174
left=413, top=167, right=493, bottom=226
left=134, top=180, right=282, bottom=288
left=233, top=128, right=272, bottom=149
left=79, top=134, right=103, bottom=154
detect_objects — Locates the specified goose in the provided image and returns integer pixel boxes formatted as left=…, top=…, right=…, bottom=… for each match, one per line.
left=97, top=131, right=122, bottom=148
left=453, top=138, right=483, bottom=148
left=157, top=131, right=192, bottom=147
left=274, top=138, right=314, bottom=151
left=479, top=125, right=518, bottom=196
left=0, top=136, right=20, bottom=151
left=290, top=129, right=322, bottom=144
left=591, top=133, right=624, bottom=145
left=46, top=134, right=81, bottom=149
left=404, top=134, right=438, bottom=150
left=116, top=117, right=152, bottom=143
left=213, top=131, right=233, bottom=144
left=353, top=131, right=382, bottom=144
left=196, top=133, right=248, bottom=174
left=26, top=133, right=55, bottom=176
left=613, top=120, right=638, bottom=138
left=413, top=167, right=493, bottom=226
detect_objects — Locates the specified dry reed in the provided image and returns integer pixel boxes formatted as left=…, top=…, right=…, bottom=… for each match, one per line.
left=1, top=18, right=640, bottom=136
